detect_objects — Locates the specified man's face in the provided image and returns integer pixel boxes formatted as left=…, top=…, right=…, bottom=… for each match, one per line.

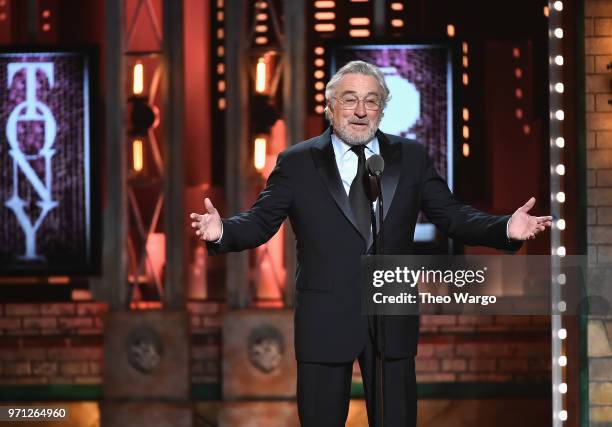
left=328, top=73, right=383, bottom=146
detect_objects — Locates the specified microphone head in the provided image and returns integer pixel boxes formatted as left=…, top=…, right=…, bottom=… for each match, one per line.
left=366, top=154, right=385, bottom=176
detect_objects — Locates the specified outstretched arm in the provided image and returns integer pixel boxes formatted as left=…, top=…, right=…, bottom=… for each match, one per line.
left=419, top=150, right=550, bottom=250
left=189, top=152, right=293, bottom=255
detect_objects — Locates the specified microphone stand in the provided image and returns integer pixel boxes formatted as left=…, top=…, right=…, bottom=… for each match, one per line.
left=369, top=172, right=385, bottom=427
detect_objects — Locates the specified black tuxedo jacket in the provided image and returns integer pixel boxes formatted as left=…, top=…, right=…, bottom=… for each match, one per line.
left=208, top=128, right=520, bottom=363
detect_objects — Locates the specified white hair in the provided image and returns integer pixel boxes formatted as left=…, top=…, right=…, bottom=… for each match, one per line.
left=324, top=60, right=390, bottom=120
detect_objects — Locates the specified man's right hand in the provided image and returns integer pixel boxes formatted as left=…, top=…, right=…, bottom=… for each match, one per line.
left=189, top=198, right=222, bottom=242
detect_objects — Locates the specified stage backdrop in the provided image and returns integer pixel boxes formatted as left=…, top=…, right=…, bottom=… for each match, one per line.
left=0, top=50, right=94, bottom=275
left=329, top=43, right=453, bottom=242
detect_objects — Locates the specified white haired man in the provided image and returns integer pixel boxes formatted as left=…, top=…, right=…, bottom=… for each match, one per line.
left=190, top=60, right=552, bottom=427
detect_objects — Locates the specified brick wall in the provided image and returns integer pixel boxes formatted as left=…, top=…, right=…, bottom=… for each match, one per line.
left=585, top=1, right=612, bottom=424
left=0, top=302, right=550, bottom=392
left=188, top=301, right=222, bottom=384
left=0, top=301, right=223, bottom=388
left=0, top=303, right=105, bottom=385
left=350, top=315, right=551, bottom=385
left=415, top=315, right=550, bottom=383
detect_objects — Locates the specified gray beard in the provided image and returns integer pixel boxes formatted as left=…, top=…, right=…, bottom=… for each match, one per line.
left=333, top=123, right=379, bottom=146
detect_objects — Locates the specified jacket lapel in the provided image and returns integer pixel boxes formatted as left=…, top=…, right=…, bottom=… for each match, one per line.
left=376, top=130, right=401, bottom=221
left=311, top=128, right=365, bottom=243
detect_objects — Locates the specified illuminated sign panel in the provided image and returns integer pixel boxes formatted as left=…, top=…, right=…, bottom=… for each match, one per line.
left=0, top=50, right=94, bottom=274
left=329, top=43, right=453, bottom=242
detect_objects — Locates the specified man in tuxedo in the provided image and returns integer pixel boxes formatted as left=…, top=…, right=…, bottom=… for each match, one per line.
left=190, top=60, right=552, bottom=427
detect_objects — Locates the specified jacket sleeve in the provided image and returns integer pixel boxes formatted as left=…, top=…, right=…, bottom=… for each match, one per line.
left=206, top=151, right=293, bottom=255
left=418, top=148, right=522, bottom=252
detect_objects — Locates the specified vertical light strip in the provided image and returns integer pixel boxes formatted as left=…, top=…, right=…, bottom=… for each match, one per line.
left=216, top=0, right=226, bottom=110
left=461, top=41, right=470, bottom=157
left=548, top=1, right=565, bottom=426
left=313, top=1, right=335, bottom=113
left=83, top=56, right=91, bottom=262
left=389, top=1, right=405, bottom=28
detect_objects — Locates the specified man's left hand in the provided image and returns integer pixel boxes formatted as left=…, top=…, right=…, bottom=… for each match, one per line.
left=508, top=197, right=553, bottom=241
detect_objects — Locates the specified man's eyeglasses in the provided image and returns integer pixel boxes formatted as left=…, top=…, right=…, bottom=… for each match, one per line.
left=333, top=96, right=381, bottom=111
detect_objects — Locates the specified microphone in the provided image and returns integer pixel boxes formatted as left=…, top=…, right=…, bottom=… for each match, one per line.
left=366, top=154, right=385, bottom=177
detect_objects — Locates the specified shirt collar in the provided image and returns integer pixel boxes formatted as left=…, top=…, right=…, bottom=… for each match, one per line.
left=331, top=132, right=379, bottom=159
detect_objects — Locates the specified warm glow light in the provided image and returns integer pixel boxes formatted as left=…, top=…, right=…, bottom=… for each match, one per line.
left=42, top=23, right=50, bottom=32
left=42, top=9, right=51, bottom=18
left=555, top=110, right=565, bottom=120
left=555, top=82, right=565, bottom=93
left=462, top=143, right=470, bottom=157
left=515, top=88, right=523, bottom=99
left=554, top=55, right=564, bottom=65
left=462, top=125, right=469, bottom=139
left=391, top=19, right=404, bottom=28
left=255, top=36, right=268, bottom=44
left=218, top=98, right=226, bottom=110
left=349, top=17, right=370, bottom=25
left=254, top=137, right=267, bottom=170
left=523, top=125, right=531, bottom=135
left=315, top=23, right=336, bottom=32
left=462, top=73, right=469, bottom=86
left=133, top=63, right=144, bottom=95
left=314, top=70, right=325, bottom=79
left=133, top=139, right=144, bottom=172
left=255, top=24, right=268, bottom=33
left=557, top=219, right=566, bottom=230
left=559, top=411, right=568, bottom=421
left=556, top=192, right=566, bottom=203
left=557, top=246, right=565, bottom=258
left=314, top=46, right=325, bottom=55
left=315, top=11, right=336, bottom=20
left=512, top=47, right=521, bottom=58
left=447, top=24, right=455, bottom=37
left=554, top=28, right=563, bottom=38
left=559, top=383, right=567, bottom=393
left=462, top=42, right=468, bottom=54
left=256, top=12, right=268, bottom=21
left=349, top=29, right=370, bottom=37
left=554, top=1, right=563, bottom=11
left=515, top=108, right=523, bottom=119
left=515, top=68, right=523, bottom=78
left=462, top=108, right=469, bottom=121
left=315, top=81, right=325, bottom=90
left=315, top=93, right=325, bottom=102
left=555, top=137, right=565, bottom=147
left=555, top=164, right=565, bottom=175
left=314, top=58, right=325, bottom=67
left=391, top=2, right=404, bottom=11
left=315, top=105, right=325, bottom=114
left=558, top=328, right=567, bottom=339
left=314, top=1, right=335, bottom=8
left=255, top=57, right=266, bottom=93
left=462, top=55, right=469, bottom=67
left=217, top=63, right=225, bottom=74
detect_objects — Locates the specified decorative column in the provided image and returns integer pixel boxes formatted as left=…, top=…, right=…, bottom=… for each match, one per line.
left=100, top=0, right=191, bottom=425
